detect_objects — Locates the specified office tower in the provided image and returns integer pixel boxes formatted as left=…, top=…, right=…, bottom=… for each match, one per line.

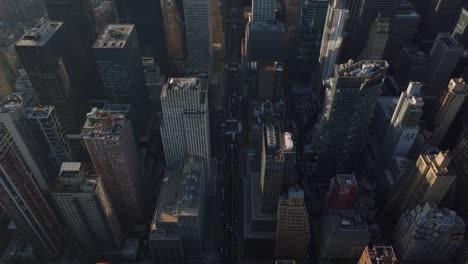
left=359, top=15, right=390, bottom=60
left=380, top=82, right=423, bottom=168
left=453, top=135, right=468, bottom=221
left=284, top=0, right=300, bottom=63
left=160, top=0, right=186, bottom=67
left=15, top=19, right=80, bottom=133
left=395, top=202, right=464, bottom=262
left=149, top=157, right=205, bottom=260
left=348, top=0, right=399, bottom=58
left=311, top=60, right=389, bottom=181
left=358, top=246, right=397, bottom=264
left=321, top=209, right=369, bottom=259
left=51, top=162, right=122, bottom=253
left=384, top=1, right=420, bottom=59
left=93, top=24, right=149, bottom=131
left=394, top=47, right=430, bottom=87
left=398, top=151, right=456, bottom=213
left=426, top=33, right=464, bottom=97
left=328, top=174, right=358, bottom=209
left=143, top=58, right=165, bottom=113
left=260, top=124, right=291, bottom=211
left=210, top=0, right=225, bottom=63
left=319, top=1, right=348, bottom=79
left=453, top=6, right=468, bottom=47
left=25, top=106, right=74, bottom=166
left=274, top=186, right=310, bottom=259
left=246, top=21, right=286, bottom=62
left=247, top=61, right=284, bottom=101
left=90, top=0, right=118, bottom=34
left=182, top=0, right=210, bottom=70
left=0, top=96, right=64, bottom=259
left=82, top=107, right=143, bottom=221
left=421, top=0, right=463, bottom=40
left=0, top=0, right=46, bottom=23
left=431, top=78, right=468, bottom=146
left=160, top=78, right=213, bottom=195
left=251, top=0, right=276, bottom=22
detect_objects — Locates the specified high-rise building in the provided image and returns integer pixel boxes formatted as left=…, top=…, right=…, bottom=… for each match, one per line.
left=25, top=105, right=75, bottom=170
left=143, top=57, right=165, bottom=113
left=15, top=19, right=80, bottom=133
left=425, top=33, right=464, bottom=98
left=394, top=202, right=464, bottom=262
left=246, top=21, right=286, bottom=63
left=247, top=61, right=284, bottom=101
left=51, top=162, right=122, bottom=253
left=358, top=246, right=397, bottom=264
left=149, top=157, right=205, bottom=260
left=295, top=0, right=328, bottom=79
left=260, top=124, right=294, bottom=211
left=453, top=134, right=468, bottom=221
left=359, top=14, right=390, bottom=60
left=453, top=6, right=468, bottom=47
left=93, top=24, right=149, bottom=131
left=160, top=0, right=186, bottom=67
left=420, top=0, right=463, bottom=40
left=394, top=46, right=430, bottom=87
left=319, top=1, right=348, bottom=79
left=284, top=0, right=300, bottom=64
left=274, top=186, right=310, bottom=259
left=384, top=1, right=420, bottom=59
left=160, top=78, right=213, bottom=196
left=398, top=151, right=456, bottom=214
left=328, top=173, right=358, bottom=209
left=431, top=78, right=468, bottom=146
left=320, top=209, right=369, bottom=259
left=82, top=107, right=143, bottom=221
left=380, top=82, right=423, bottom=168
left=311, top=60, right=389, bottom=181
left=90, top=0, right=118, bottom=35
left=0, top=95, right=64, bottom=259
left=182, top=0, right=210, bottom=70
left=251, top=0, right=276, bottom=22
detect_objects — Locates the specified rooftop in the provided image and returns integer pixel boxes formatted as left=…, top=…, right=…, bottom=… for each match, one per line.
left=102, top=104, right=132, bottom=113
left=59, top=162, right=82, bottom=178
left=364, top=246, right=397, bottom=264
left=336, top=174, right=357, bottom=187
left=82, top=108, right=126, bottom=140
left=0, top=93, right=23, bottom=113
left=16, top=18, right=62, bottom=47
left=336, top=60, right=389, bottom=77
left=167, top=77, right=200, bottom=91
left=249, top=21, right=285, bottom=32
left=93, top=24, right=134, bottom=49
left=25, top=106, right=54, bottom=119
left=327, top=209, right=368, bottom=232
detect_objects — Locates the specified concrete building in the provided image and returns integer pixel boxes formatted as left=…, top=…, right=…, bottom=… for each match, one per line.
left=310, top=60, right=389, bottom=181
left=431, top=78, right=468, bottom=146
left=82, top=107, right=143, bottom=222
left=394, top=202, right=465, bottom=262
left=453, top=6, right=468, bottom=47
left=160, top=78, right=213, bottom=196
left=93, top=24, right=149, bottom=131
left=319, top=1, right=348, bottom=79
left=149, top=157, right=205, bottom=260
left=251, top=0, right=276, bottom=22
left=453, top=135, right=468, bottom=222
left=359, top=15, right=390, bottom=60
left=246, top=21, right=286, bottom=63
left=398, top=151, right=456, bottom=214
left=420, top=0, right=463, bottom=40
left=159, top=0, right=186, bottom=67
left=320, top=209, right=369, bottom=259
left=0, top=95, right=64, bottom=259
left=182, top=0, right=210, bottom=70
left=15, top=19, right=80, bottom=133
left=380, top=82, right=423, bottom=168
left=384, top=1, right=420, bottom=59
left=426, top=33, right=464, bottom=98
left=358, top=246, right=397, bottom=264
left=51, top=162, right=122, bottom=253
left=274, top=186, right=310, bottom=259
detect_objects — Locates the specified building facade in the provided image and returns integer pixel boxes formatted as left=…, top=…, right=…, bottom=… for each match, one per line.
left=358, top=246, right=397, bottom=264
left=328, top=173, right=358, bottom=209
left=183, top=0, right=210, bottom=70
left=453, top=7, right=468, bottom=47
left=420, top=0, right=463, bottom=40
left=359, top=15, right=390, bottom=60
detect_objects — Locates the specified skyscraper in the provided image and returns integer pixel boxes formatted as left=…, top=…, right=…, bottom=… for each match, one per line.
left=246, top=21, right=286, bottom=63
left=183, top=0, right=210, bottom=70
left=160, top=0, right=186, bottom=67
left=51, top=162, right=122, bottom=253
left=398, top=151, right=456, bottom=214
left=274, top=186, right=310, bottom=259
left=380, top=82, right=423, bottom=168
left=0, top=95, right=64, bottom=259
left=160, top=78, right=213, bottom=196
left=394, top=202, right=464, bottom=262
left=319, top=1, right=349, bottom=79
left=384, top=1, right=420, bottom=59
left=311, top=60, right=389, bottom=181
left=358, top=246, right=397, bottom=264
left=453, top=134, right=468, bottom=222
left=426, top=33, right=464, bottom=98
left=251, top=0, right=276, bottom=22
left=431, top=78, right=468, bottom=146
left=420, top=0, right=463, bottom=40
left=453, top=6, right=468, bottom=47
left=82, top=107, right=143, bottom=221
left=93, top=24, right=149, bottom=130
left=359, top=14, right=390, bottom=60
left=15, top=19, right=80, bottom=133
